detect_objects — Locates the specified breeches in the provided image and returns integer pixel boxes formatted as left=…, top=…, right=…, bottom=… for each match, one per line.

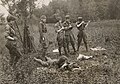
left=77, top=31, right=87, bottom=44
left=5, top=41, right=21, bottom=65
left=65, top=34, right=75, bottom=45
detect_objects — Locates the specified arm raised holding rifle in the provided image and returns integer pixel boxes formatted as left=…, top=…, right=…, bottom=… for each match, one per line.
left=54, top=17, right=69, bottom=56
left=76, top=19, right=90, bottom=30
left=57, top=26, right=64, bottom=33
left=57, top=21, right=73, bottom=33
left=62, top=15, right=76, bottom=54
left=76, top=17, right=90, bottom=52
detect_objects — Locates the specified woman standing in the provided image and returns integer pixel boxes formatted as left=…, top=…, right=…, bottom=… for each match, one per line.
left=5, top=15, right=22, bottom=67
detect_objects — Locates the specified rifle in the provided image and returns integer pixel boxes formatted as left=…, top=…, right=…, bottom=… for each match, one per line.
left=55, top=21, right=64, bottom=33
left=85, top=21, right=90, bottom=27
left=77, top=20, right=90, bottom=29
left=27, top=30, right=37, bottom=53
left=76, top=21, right=84, bottom=28
left=14, top=20, right=23, bottom=44
left=57, top=24, right=72, bottom=33
left=57, top=21, right=74, bottom=33
left=57, top=26, right=64, bottom=33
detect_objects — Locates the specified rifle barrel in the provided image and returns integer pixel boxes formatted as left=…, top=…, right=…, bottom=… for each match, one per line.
left=14, top=21, right=23, bottom=44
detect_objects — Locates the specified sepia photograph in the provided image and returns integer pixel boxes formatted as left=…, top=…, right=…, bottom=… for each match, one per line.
left=0, top=0, right=120, bottom=84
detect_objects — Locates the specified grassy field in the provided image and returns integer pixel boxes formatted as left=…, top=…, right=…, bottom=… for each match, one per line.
left=0, top=20, right=120, bottom=84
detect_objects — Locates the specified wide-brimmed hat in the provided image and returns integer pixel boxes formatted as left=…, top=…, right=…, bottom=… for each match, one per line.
left=65, top=15, right=70, bottom=19
left=7, top=14, right=16, bottom=22
left=78, top=17, right=82, bottom=20
left=57, top=17, right=62, bottom=20
left=40, top=15, right=46, bottom=20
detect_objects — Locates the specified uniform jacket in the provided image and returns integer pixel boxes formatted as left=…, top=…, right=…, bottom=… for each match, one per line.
left=4, top=24, right=17, bottom=49
left=39, top=21, right=47, bottom=34
left=4, top=24, right=16, bottom=40
left=63, top=20, right=73, bottom=36
left=76, top=21, right=87, bottom=31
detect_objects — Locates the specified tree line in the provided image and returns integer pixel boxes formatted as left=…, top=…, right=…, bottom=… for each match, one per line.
left=33, top=0, right=120, bottom=23
left=1, top=0, right=120, bottom=23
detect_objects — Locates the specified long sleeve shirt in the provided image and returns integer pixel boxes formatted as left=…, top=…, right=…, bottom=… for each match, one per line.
left=63, top=21, right=73, bottom=35
left=54, top=22, right=63, bottom=33
left=4, top=24, right=16, bottom=41
left=76, top=21, right=87, bottom=31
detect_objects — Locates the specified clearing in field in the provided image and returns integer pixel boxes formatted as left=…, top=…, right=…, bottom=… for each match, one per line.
left=0, top=20, right=120, bottom=84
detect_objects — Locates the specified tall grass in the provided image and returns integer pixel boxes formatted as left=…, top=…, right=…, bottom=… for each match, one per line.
left=0, top=20, right=120, bottom=83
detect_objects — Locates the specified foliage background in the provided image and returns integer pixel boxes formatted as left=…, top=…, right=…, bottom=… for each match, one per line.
left=33, top=0, right=120, bottom=23
left=0, top=0, right=120, bottom=84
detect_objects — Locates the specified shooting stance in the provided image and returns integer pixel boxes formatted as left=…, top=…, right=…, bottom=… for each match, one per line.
left=39, top=15, right=48, bottom=60
left=54, top=17, right=69, bottom=56
left=76, top=17, right=90, bottom=52
left=63, top=15, right=76, bottom=54
left=5, top=15, right=22, bottom=67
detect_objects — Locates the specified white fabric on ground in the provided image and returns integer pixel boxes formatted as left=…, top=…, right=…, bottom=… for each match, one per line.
left=90, top=46, right=106, bottom=51
left=53, top=49, right=59, bottom=52
left=77, top=54, right=93, bottom=60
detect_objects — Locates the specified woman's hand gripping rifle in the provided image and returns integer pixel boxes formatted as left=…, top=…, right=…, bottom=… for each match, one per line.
left=57, top=26, right=64, bottom=33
